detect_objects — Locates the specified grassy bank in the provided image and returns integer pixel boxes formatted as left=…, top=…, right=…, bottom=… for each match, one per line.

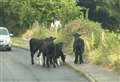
left=12, top=37, right=29, bottom=49
left=12, top=19, right=120, bottom=73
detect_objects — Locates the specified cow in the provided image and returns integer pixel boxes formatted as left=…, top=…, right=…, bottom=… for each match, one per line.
left=37, top=42, right=66, bottom=67
left=73, top=33, right=85, bottom=64
left=41, top=37, right=56, bottom=68
left=29, top=38, right=43, bottom=65
left=48, top=42, right=66, bottom=66
left=29, top=37, right=56, bottom=68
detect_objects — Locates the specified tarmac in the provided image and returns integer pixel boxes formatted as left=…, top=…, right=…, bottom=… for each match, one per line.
left=66, top=55, right=120, bottom=82
left=15, top=45, right=120, bottom=82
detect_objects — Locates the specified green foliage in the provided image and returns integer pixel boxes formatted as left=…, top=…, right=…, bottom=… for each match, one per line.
left=94, top=0, right=120, bottom=31
left=0, top=0, right=82, bottom=35
left=76, top=0, right=120, bottom=31
left=23, top=26, right=70, bottom=47
left=88, top=25, right=120, bottom=72
left=114, top=60, right=120, bottom=73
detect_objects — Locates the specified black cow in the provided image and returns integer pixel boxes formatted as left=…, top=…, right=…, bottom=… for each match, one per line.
left=37, top=42, right=66, bottom=67
left=41, top=37, right=56, bottom=68
left=29, top=38, right=43, bottom=65
left=73, top=33, right=85, bottom=64
left=52, top=42, right=66, bottom=66
left=29, top=37, right=56, bottom=68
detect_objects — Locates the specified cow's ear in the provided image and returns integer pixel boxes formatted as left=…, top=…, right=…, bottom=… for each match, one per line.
left=49, top=36, right=56, bottom=40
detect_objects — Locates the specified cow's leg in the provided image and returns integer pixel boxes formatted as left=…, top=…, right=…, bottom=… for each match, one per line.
left=30, top=45, right=37, bottom=65
left=74, top=52, right=78, bottom=64
left=55, top=58, right=58, bottom=66
left=39, top=53, right=43, bottom=65
left=54, top=56, right=60, bottom=66
left=37, top=50, right=41, bottom=58
left=42, top=54, right=46, bottom=67
left=60, top=51, right=65, bottom=63
left=52, top=57, right=56, bottom=68
left=46, top=57, right=50, bottom=68
left=31, top=51, right=35, bottom=65
left=36, top=50, right=41, bottom=64
left=57, top=57, right=61, bottom=66
left=50, top=57, right=53, bottom=64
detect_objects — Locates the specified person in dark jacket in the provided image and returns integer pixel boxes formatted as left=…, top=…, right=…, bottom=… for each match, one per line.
left=73, top=33, right=85, bottom=64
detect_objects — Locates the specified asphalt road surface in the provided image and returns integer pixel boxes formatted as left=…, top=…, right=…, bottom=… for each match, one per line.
left=0, top=48, right=89, bottom=82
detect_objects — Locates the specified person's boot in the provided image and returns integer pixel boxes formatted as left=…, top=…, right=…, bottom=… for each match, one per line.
left=79, top=61, right=82, bottom=64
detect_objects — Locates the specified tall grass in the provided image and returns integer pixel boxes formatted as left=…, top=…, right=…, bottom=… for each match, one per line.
left=22, top=26, right=73, bottom=54
left=65, top=19, right=120, bottom=73
left=22, top=19, right=120, bottom=73
left=12, top=37, right=29, bottom=49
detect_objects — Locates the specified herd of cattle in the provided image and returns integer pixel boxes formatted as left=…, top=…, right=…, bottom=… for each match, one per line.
left=29, top=33, right=84, bottom=68
left=29, top=36, right=65, bottom=68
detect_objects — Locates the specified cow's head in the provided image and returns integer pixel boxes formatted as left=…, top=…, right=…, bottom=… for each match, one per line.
left=49, top=36, right=56, bottom=41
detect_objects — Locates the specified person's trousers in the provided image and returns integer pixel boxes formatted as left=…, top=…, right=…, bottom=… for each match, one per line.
left=74, top=52, right=83, bottom=64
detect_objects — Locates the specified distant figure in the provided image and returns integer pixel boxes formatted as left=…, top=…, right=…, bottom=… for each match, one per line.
left=73, top=33, right=85, bottom=64
left=50, top=19, right=62, bottom=31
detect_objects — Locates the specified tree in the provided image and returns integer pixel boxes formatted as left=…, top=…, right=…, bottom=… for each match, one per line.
left=76, top=0, right=120, bottom=31
left=102, top=0, right=120, bottom=31
left=0, top=0, right=82, bottom=35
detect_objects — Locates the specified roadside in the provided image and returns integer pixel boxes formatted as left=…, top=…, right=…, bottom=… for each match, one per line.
left=11, top=37, right=120, bottom=82
left=12, top=37, right=29, bottom=49
left=66, top=55, right=120, bottom=82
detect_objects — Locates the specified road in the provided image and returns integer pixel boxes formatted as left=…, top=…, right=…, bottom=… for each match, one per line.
left=0, top=48, right=89, bottom=82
